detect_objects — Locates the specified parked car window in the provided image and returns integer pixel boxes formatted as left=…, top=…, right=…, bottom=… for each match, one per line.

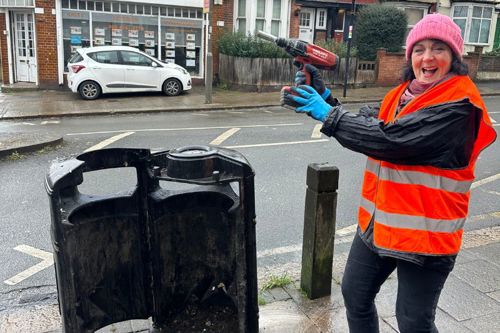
left=120, top=51, right=154, bottom=67
left=68, top=52, right=83, bottom=63
left=87, top=51, right=120, bottom=64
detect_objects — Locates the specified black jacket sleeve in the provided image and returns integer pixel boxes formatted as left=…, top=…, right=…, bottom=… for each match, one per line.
left=320, top=99, right=481, bottom=169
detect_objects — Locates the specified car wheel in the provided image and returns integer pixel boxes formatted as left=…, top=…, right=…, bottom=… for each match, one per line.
left=163, top=78, right=182, bottom=96
left=78, top=80, right=102, bottom=100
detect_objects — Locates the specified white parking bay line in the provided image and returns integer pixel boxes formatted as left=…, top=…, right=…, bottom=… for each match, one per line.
left=84, top=131, right=135, bottom=152
left=4, top=245, right=53, bottom=286
left=210, top=128, right=241, bottom=145
left=226, top=138, right=329, bottom=149
left=311, top=124, right=323, bottom=139
left=66, top=123, right=303, bottom=136
left=471, top=172, right=500, bottom=189
left=257, top=224, right=357, bottom=258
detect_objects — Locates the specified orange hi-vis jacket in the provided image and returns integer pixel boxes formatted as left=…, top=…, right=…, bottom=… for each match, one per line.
left=359, top=75, right=497, bottom=255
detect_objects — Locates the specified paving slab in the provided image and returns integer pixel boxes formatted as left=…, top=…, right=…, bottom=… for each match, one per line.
left=462, top=312, right=500, bottom=333
left=438, top=274, right=500, bottom=321
left=383, top=309, right=474, bottom=333
left=258, top=299, right=320, bottom=333
left=452, top=259, right=500, bottom=293
left=486, top=290, right=500, bottom=302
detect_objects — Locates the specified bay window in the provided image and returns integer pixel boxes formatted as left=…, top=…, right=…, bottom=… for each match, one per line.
left=452, top=4, right=493, bottom=44
left=235, top=0, right=284, bottom=37
left=237, top=0, right=246, bottom=33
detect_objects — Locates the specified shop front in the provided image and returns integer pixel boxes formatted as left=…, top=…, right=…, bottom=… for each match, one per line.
left=0, top=0, right=204, bottom=88
left=60, top=1, right=204, bottom=78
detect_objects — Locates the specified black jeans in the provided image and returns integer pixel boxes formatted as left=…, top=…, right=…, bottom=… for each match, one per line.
left=341, top=233, right=454, bottom=333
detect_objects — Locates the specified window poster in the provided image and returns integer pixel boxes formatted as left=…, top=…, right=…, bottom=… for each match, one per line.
left=186, top=42, right=195, bottom=50
left=145, top=49, right=155, bottom=56
left=186, top=59, right=196, bottom=67
left=112, top=29, right=122, bottom=37
left=128, top=30, right=139, bottom=38
left=145, top=39, right=155, bottom=47
left=70, top=26, right=82, bottom=35
left=166, top=41, right=175, bottom=49
left=164, top=58, right=175, bottom=64
left=94, top=37, right=105, bottom=45
left=94, top=28, right=105, bottom=36
left=112, top=38, right=122, bottom=46
left=165, top=50, right=175, bottom=58
left=144, top=31, right=155, bottom=38
left=186, top=51, right=196, bottom=59
left=129, top=39, right=139, bottom=47
left=186, top=34, right=195, bottom=41
left=71, top=36, right=82, bottom=45
left=165, top=32, right=175, bottom=40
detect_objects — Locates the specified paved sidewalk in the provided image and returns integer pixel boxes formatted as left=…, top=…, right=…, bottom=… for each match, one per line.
left=0, top=83, right=499, bottom=332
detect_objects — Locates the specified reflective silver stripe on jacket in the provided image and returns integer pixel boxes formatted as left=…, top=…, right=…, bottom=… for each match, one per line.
left=360, top=196, right=375, bottom=214
left=360, top=198, right=465, bottom=232
left=365, top=159, right=472, bottom=194
left=375, top=210, right=466, bottom=233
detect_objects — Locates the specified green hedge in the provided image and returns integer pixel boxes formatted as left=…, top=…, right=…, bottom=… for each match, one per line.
left=218, top=31, right=290, bottom=58
left=485, top=48, right=500, bottom=56
left=354, top=6, right=407, bottom=61
left=315, top=39, right=358, bottom=58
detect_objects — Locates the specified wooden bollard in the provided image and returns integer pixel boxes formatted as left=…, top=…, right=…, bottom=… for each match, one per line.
left=300, top=163, right=339, bottom=299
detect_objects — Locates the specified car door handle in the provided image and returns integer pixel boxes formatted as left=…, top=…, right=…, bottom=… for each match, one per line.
left=126, top=68, right=135, bottom=71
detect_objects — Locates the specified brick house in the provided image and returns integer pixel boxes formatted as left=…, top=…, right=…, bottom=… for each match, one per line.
left=0, top=0, right=205, bottom=88
left=1, top=0, right=498, bottom=89
left=380, top=0, right=500, bottom=54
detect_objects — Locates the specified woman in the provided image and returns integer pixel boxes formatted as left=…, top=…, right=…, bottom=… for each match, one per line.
left=287, top=14, right=497, bottom=332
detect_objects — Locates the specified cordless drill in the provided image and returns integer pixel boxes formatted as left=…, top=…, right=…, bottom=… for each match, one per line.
left=257, top=31, right=338, bottom=108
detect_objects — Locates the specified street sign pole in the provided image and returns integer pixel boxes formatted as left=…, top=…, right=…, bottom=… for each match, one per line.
left=342, top=0, right=356, bottom=98
left=204, top=0, right=213, bottom=104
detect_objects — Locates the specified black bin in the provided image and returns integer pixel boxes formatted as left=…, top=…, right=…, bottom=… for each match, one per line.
left=46, top=146, right=258, bottom=333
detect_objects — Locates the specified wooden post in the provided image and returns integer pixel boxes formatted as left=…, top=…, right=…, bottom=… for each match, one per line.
left=301, top=163, right=339, bottom=299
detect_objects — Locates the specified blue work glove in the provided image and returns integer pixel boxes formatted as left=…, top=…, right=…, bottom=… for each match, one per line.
left=291, top=85, right=333, bottom=122
left=294, top=64, right=332, bottom=100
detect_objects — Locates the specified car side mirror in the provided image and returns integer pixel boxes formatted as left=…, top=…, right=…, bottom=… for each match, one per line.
left=152, top=62, right=158, bottom=68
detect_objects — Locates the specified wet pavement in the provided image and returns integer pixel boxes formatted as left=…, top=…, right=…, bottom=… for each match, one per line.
left=0, top=83, right=499, bottom=332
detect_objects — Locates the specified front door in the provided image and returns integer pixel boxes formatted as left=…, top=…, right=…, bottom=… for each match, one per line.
left=298, top=8, right=315, bottom=43
left=13, top=12, right=36, bottom=83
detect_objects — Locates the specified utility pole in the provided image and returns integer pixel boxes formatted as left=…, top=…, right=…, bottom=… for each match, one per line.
left=205, top=0, right=213, bottom=104
left=342, top=0, right=356, bottom=98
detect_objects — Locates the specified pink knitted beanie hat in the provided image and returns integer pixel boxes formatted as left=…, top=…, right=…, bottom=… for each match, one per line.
left=405, top=13, right=464, bottom=60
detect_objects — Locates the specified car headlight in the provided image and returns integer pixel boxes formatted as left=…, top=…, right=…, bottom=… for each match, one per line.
left=174, top=66, right=188, bottom=75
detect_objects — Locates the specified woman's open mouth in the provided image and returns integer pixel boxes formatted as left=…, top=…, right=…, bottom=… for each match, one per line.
left=422, top=68, right=438, bottom=75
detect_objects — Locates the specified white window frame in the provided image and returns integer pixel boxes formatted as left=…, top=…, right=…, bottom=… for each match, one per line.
left=452, top=3, right=493, bottom=45
left=395, top=5, right=426, bottom=31
left=234, top=0, right=288, bottom=37
left=315, top=8, right=327, bottom=30
left=0, top=0, right=34, bottom=7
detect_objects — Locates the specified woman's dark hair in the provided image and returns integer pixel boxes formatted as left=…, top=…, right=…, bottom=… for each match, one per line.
left=401, top=55, right=469, bottom=82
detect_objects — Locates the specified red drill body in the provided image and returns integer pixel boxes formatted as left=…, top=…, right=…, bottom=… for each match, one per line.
left=256, top=31, right=339, bottom=109
left=274, top=37, right=338, bottom=85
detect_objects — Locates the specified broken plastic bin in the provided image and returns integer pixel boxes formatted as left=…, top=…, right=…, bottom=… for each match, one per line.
left=46, top=146, right=258, bottom=333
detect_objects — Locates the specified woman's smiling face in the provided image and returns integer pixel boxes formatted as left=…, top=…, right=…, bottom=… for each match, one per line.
left=411, top=39, right=453, bottom=83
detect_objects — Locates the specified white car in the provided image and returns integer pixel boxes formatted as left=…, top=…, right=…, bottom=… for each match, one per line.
left=67, top=46, right=192, bottom=100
